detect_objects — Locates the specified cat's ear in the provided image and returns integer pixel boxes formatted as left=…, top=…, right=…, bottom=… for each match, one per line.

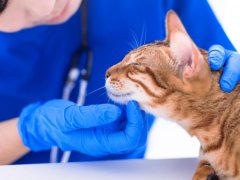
left=166, top=10, right=204, bottom=80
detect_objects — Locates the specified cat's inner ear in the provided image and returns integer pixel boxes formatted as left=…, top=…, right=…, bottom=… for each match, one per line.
left=166, top=10, right=204, bottom=79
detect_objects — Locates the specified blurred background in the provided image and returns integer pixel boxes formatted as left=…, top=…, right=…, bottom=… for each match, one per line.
left=145, top=0, right=240, bottom=159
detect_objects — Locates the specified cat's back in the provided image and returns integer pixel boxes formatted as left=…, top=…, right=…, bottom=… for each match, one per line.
left=216, top=84, right=240, bottom=179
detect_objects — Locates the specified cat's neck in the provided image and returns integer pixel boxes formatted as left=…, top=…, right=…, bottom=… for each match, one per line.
left=165, top=70, right=240, bottom=152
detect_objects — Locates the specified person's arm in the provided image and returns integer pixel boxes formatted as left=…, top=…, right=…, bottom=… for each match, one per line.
left=18, top=100, right=146, bottom=158
left=0, top=118, right=29, bottom=165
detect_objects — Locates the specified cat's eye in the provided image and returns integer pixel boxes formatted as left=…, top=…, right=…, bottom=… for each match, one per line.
left=0, top=0, right=8, bottom=14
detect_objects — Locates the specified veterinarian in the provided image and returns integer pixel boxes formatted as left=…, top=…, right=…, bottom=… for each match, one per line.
left=0, top=0, right=239, bottom=165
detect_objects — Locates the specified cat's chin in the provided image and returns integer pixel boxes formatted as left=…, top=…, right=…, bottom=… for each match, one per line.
left=107, top=90, right=133, bottom=104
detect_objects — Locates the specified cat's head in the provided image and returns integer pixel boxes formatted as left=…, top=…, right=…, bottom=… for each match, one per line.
left=105, top=11, right=212, bottom=116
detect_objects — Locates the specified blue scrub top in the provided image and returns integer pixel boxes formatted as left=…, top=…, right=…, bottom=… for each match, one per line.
left=0, top=0, right=235, bottom=164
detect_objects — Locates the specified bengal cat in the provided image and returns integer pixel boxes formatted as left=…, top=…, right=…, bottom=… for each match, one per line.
left=105, top=11, right=240, bottom=180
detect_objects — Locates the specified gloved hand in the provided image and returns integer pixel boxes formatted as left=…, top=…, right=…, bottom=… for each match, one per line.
left=18, top=100, right=147, bottom=157
left=208, top=45, right=240, bottom=92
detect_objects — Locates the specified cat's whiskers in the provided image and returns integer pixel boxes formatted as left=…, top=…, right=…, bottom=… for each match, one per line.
left=126, top=41, right=137, bottom=50
left=86, top=86, right=106, bottom=97
left=130, top=29, right=140, bottom=48
left=126, top=26, right=147, bottom=53
left=140, top=24, right=147, bottom=46
left=144, top=26, right=147, bottom=45
left=99, top=91, right=106, bottom=97
left=140, top=25, right=145, bottom=46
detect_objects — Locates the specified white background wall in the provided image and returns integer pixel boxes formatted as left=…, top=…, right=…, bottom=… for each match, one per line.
left=208, top=0, right=240, bottom=52
left=145, top=0, right=240, bottom=159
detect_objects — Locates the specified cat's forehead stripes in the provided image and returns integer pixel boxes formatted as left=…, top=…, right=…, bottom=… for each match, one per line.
left=124, top=44, right=172, bottom=66
left=124, top=51, right=145, bottom=65
left=154, top=40, right=170, bottom=47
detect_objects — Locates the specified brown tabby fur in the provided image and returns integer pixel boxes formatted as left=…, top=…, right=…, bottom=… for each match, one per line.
left=105, top=11, right=240, bottom=180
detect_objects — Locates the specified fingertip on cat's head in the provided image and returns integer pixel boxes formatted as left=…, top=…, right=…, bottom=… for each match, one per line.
left=220, top=80, right=234, bottom=93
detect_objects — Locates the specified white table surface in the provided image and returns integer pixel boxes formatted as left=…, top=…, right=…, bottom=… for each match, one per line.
left=0, top=158, right=198, bottom=180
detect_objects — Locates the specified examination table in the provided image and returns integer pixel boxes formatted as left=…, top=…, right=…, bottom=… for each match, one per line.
left=0, top=158, right=198, bottom=180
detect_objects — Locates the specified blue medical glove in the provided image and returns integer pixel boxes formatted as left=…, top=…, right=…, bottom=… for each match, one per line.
left=208, top=45, right=240, bottom=92
left=18, top=100, right=147, bottom=157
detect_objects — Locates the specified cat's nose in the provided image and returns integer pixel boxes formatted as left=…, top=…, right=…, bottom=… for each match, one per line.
left=106, top=71, right=111, bottom=79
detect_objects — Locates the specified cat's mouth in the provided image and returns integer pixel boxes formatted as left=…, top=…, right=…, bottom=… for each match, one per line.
left=107, top=90, right=133, bottom=103
left=108, top=91, right=132, bottom=97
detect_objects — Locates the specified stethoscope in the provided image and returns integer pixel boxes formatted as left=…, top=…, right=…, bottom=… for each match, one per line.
left=50, top=0, right=93, bottom=163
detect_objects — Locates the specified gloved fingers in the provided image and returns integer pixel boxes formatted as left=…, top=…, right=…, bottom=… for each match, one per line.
left=208, top=45, right=240, bottom=92
left=219, top=52, right=240, bottom=92
left=137, top=113, right=148, bottom=147
left=63, top=104, right=122, bottom=131
left=106, top=101, right=146, bottom=152
left=208, top=45, right=227, bottom=70
left=125, top=101, right=145, bottom=141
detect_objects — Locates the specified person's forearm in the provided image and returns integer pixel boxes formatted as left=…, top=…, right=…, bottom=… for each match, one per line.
left=0, top=118, right=30, bottom=165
